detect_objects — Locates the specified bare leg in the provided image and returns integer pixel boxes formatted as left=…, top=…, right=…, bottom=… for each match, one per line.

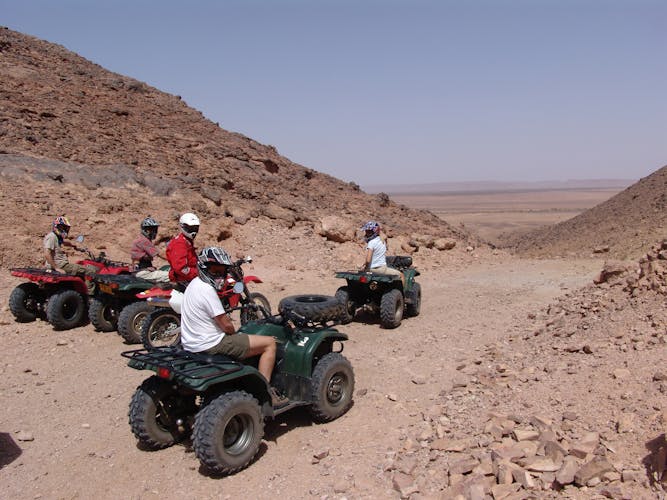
left=245, top=335, right=277, bottom=382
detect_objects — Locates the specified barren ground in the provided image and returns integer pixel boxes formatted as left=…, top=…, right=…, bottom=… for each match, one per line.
left=0, top=251, right=607, bottom=499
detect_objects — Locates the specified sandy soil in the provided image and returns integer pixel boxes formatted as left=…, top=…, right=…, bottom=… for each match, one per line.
left=0, top=251, right=604, bottom=499
left=390, top=188, right=624, bottom=243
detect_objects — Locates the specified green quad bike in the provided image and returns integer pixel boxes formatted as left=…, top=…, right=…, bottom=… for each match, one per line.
left=89, top=272, right=171, bottom=343
left=122, top=295, right=353, bottom=476
left=335, top=255, right=421, bottom=329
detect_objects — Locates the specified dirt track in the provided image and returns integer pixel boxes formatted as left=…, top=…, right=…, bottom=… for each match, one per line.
left=0, top=253, right=602, bottom=499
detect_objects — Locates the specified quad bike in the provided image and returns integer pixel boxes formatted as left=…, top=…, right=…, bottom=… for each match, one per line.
left=9, top=238, right=130, bottom=330
left=88, top=269, right=171, bottom=336
left=334, top=255, right=421, bottom=329
left=122, top=297, right=353, bottom=476
left=140, top=256, right=270, bottom=348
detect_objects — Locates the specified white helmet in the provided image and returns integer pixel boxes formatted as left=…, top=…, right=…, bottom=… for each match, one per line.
left=179, top=212, right=200, bottom=239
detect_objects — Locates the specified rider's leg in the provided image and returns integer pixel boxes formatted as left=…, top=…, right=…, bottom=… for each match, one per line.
left=245, top=335, right=277, bottom=382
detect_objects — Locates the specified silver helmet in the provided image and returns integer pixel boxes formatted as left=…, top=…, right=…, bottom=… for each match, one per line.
left=140, top=216, right=159, bottom=240
left=197, top=246, right=232, bottom=290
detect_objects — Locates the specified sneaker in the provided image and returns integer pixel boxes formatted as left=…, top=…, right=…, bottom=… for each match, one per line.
left=269, top=387, right=289, bottom=408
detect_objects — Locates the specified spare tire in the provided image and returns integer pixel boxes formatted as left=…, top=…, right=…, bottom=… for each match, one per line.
left=278, top=295, right=343, bottom=324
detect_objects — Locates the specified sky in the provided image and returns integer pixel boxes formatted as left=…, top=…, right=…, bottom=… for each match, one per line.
left=2, top=0, right=666, bottom=187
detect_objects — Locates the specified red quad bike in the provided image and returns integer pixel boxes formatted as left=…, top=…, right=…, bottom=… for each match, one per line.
left=9, top=238, right=130, bottom=331
left=139, top=256, right=271, bottom=349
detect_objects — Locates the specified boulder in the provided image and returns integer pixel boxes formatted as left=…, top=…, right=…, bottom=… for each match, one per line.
left=319, top=216, right=355, bottom=243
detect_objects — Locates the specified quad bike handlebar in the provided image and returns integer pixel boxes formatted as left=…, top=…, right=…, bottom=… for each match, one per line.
left=78, top=247, right=129, bottom=268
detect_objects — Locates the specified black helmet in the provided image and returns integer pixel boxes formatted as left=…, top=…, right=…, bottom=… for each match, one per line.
left=140, top=216, right=159, bottom=240
left=197, top=247, right=232, bottom=290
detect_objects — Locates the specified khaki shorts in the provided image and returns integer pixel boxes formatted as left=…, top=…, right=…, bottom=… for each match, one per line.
left=205, top=333, right=250, bottom=359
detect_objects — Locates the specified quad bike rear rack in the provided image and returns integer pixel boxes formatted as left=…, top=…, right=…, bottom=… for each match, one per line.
left=121, top=346, right=243, bottom=382
left=11, top=267, right=82, bottom=283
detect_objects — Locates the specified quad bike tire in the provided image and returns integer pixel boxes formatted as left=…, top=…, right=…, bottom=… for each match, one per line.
left=278, top=295, right=343, bottom=324
left=9, top=283, right=41, bottom=322
left=129, top=376, right=193, bottom=449
left=46, top=289, right=86, bottom=330
left=239, top=292, right=271, bottom=325
left=141, top=307, right=181, bottom=349
left=309, top=352, right=355, bottom=423
left=193, top=390, right=264, bottom=475
left=405, top=282, right=422, bottom=317
left=118, top=301, right=153, bottom=344
left=89, top=297, right=118, bottom=332
left=380, top=289, right=404, bottom=329
left=334, top=286, right=355, bottom=324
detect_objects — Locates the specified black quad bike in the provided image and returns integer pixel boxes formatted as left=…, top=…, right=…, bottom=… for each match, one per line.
left=89, top=272, right=171, bottom=342
left=122, top=296, right=352, bottom=476
left=334, top=255, right=421, bottom=329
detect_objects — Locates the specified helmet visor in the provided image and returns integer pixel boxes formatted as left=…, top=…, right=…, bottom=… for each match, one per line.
left=182, top=224, right=199, bottom=235
left=207, top=263, right=228, bottom=278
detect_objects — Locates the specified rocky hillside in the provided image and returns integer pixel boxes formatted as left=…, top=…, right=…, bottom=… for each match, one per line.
left=503, top=166, right=667, bottom=259
left=0, top=27, right=473, bottom=268
left=386, top=240, right=667, bottom=498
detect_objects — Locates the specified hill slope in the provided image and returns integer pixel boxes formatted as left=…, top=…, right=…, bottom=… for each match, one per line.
left=503, top=166, right=667, bottom=259
left=0, top=27, right=472, bottom=268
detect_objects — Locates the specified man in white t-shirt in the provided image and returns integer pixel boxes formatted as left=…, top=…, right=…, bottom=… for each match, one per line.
left=360, top=221, right=402, bottom=280
left=180, top=247, right=287, bottom=407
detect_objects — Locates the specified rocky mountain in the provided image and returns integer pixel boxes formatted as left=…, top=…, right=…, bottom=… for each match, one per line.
left=0, top=27, right=473, bottom=268
left=504, top=166, right=667, bottom=259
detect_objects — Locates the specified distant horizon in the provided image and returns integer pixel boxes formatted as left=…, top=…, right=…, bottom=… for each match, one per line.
left=363, top=177, right=637, bottom=194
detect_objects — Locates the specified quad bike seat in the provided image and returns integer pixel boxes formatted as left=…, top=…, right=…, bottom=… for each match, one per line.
left=386, top=255, right=412, bottom=270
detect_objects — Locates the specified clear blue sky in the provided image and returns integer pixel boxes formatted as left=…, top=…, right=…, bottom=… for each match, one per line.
left=2, top=0, right=666, bottom=186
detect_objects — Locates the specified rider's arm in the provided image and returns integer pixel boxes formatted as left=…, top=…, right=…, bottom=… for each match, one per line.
left=44, top=247, right=59, bottom=271
left=214, top=313, right=236, bottom=335
left=362, top=247, right=373, bottom=271
left=62, top=239, right=82, bottom=252
left=168, top=240, right=198, bottom=280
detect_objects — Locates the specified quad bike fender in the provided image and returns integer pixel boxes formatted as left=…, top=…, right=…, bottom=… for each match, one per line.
left=11, top=268, right=87, bottom=293
left=280, top=328, right=349, bottom=378
left=243, top=275, right=263, bottom=284
left=136, top=287, right=172, bottom=299
left=228, top=293, right=241, bottom=308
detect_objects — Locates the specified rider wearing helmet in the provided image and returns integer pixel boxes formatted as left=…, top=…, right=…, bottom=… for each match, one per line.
left=43, top=215, right=96, bottom=291
left=130, top=216, right=169, bottom=282
left=360, top=220, right=403, bottom=280
left=166, top=212, right=200, bottom=284
left=180, top=247, right=287, bottom=407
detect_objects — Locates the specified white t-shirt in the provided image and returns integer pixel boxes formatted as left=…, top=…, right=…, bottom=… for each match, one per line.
left=366, top=236, right=387, bottom=269
left=180, top=277, right=228, bottom=352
